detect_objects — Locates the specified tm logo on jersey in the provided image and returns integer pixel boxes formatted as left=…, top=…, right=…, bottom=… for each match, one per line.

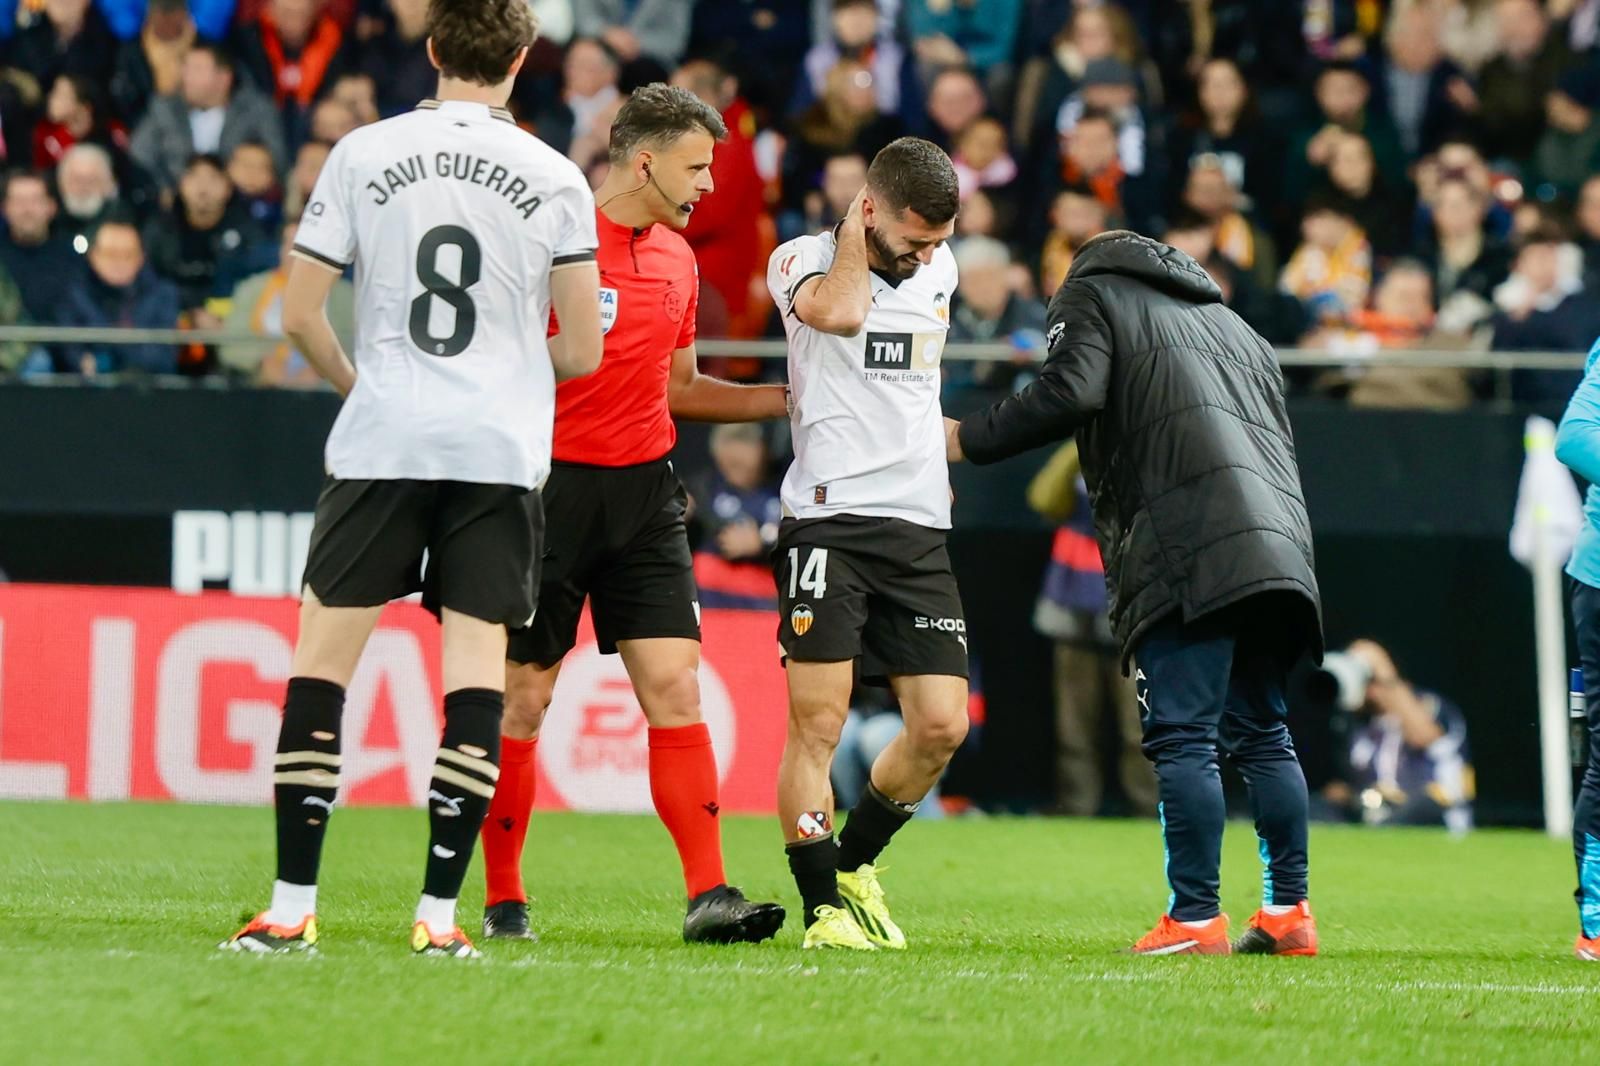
left=864, top=331, right=943, bottom=374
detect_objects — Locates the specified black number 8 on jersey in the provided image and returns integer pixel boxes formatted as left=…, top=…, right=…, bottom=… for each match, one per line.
left=409, top=224, right=481, bottom=357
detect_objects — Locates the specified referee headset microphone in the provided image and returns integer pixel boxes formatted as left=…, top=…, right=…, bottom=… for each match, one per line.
left=597, top=159, right=696, bottom=219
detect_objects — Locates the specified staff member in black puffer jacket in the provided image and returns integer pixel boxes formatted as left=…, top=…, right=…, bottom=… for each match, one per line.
left=947, top=230, right=1324, bottom=958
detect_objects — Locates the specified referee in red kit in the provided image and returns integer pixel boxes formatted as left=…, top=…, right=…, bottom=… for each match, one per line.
left=480, top=84, right=791, bottom=943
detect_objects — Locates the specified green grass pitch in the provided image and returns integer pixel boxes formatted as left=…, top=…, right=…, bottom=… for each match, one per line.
left=3, top=802, right=1596, bottom=1064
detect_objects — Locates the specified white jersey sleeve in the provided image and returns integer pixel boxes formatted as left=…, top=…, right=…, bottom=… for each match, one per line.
left=548, top=180, right=599, bottom=267
left=767, top=233, right=833, bottom=317
left=293, top=136, right=358, bottom=270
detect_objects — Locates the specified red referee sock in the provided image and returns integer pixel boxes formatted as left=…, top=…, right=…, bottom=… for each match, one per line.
left=480, top=735, right=537, bottom=906
left=648, top=723, right=728, bottom=898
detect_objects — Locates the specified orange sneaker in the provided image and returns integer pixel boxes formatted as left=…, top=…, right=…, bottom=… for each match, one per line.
left=1130, top=913, right=1231, bottom=955
left=1234, top=901, right=1318, bottom=956
left=1575, top=934, right=1600, bottom=961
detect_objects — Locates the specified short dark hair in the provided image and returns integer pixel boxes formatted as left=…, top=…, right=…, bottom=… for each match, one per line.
left=1165, top=207, right=1213, bottom=234
left=1075, top=106, right=1119, bottom=133
left=1517, top=219, right=1572, bottom=251
left=183, top=153, right=228, bottom=178
left=607, top=83, right=728, bottom=165
left=866, top=137, right=959, bottom=224
left=3, top=168, right=51, bottom=198
left=427, top=0, right=539, bottom=86
left=189, top=42, right=234, bottom=76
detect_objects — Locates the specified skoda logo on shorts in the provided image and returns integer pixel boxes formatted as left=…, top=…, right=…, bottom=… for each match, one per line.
left=790, top=604, right=815, bottom=636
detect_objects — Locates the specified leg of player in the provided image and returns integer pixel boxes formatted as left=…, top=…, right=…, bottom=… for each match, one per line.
left=220, top=591, right=382, bottom=954
left=833, top=673, right=968, bottom=950
left=410, top=608, right=510, bottom=958
left=618, top=637, right=786, bottom=944
left=779, top=659, right=874, bottom=950
left=1222, top=645, right=1317, bottom=957
left=478, top=658, right=561, bottom=941
left=1569, top=579, right=1600, bottom=960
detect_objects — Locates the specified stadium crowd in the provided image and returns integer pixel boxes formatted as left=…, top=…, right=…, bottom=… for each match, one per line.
left=0, top=0, right=1596, bottom=403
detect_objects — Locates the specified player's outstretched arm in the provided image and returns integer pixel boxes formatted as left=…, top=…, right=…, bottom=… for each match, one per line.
left=668, top=342, right=788, bottom=422
left=283, top=255, right=356, bottom=396
left=548, top=261, right=604, bottom=381
left=792, top=188, right=873, bottom=337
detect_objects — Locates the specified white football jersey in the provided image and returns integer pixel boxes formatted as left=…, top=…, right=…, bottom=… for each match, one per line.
left=294, top=99, right=597, bottom=491
left=768, top=229, right=958, bottom=529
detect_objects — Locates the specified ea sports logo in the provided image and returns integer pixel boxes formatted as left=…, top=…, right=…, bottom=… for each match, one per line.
left=538, top=643, right=736, bottom=812
left=790, top=604, right=815, bottom=636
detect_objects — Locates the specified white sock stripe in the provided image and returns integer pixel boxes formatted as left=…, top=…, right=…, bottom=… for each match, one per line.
left=273, top=769, right=340, bottom=788
left=274, top=751, right=341, bottom=768
left=430, top=764, right=496, bottom=800
left=435, top=747, right=500, bottom=783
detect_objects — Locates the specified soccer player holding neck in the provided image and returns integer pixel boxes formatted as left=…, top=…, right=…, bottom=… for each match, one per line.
left=478, top=84, right=789, bottom=946
left=766, top=138, right=967, bottom=950
left=222, top=0, right=604, bottom=959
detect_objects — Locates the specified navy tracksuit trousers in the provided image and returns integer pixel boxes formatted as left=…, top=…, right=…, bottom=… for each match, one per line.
left=1133, top=603, right=1311, bottom=921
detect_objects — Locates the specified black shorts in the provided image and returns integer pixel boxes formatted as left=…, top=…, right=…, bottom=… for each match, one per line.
left=773, top=515, right=968, bottom=683
left=506, top=458, right=700, bottom=666
left=302, top=478, right=544, bottom=629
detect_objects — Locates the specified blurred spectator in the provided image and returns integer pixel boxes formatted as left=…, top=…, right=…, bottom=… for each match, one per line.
left=220, top=220, right=353, bottom=386
left=1016, top=3, right=1158, bottom=154
left=107, top=0, right=194, bottom=125
left=1036, top=184, right=1106, bottom=296
left=131, top=44, right=287, bottom=194
left=55, top=218, right=180, bottom=375
left=689, top=423, right=780, bottom=610
left=10, top=0, right=118, bottom=92
left=673, top=55, right=770, bottom=339
left=1318, top=639, right=1474, bottom=832
left=1413, top=135, right=1513, bottom=243
left=945, top=235, right=1045, bottom=389
left=1184, top=0, right=1310, bottom=114
left=1280, top=197, right=1373, bottom=325
left=1308, top=261, right=1477, bottom=408
left=1054, top=58, right=1155, bottom=190
left=33, top=74, right=130, bottom=173
left=1531, top=64, right=1600, bottom=200
left=142, top=152, right=267, bottom=316
left=1286, top=62, right=1407, bottom=216
left=307, top=95, right=358, bottom=144
left=561, top=38, right=623, bottom=169
left=1493, top=222, right=1600, bottom=401
left=574, top=0, right=691, bottom=68
left=1419, top=174, right=1511, bottom=308
left=784, top=59, right=905, bottom=212
left=227, top=140, right=281, bottom=231
left=0, top=170, right=80, bottom=323
left=796, top=0, right=914, bottom=121
left=951, top=115, right=1018, bottom=231
left=232, top=0, right=352, bottom=149
left=923, top=66, right=987, bottom=151
left=687, top=2, right=812, bottom=108
left=1165, top=210, right=1308, bottom=345
left=1315, top=132, right=1413, bottom=260
left=1179, top=154, right=1275, bottom=290
left=282, top=136, right=327, bottom=219
left=1464, top=0, right=1575, bottom=163
left=905, top=0, right=1023, bottom=96
left=791, top=150, right=865, bottom=239
left=1169, top=57, right=1275, bottom=220
left=1374, top=4, right=1465, bottom=159
left=326, top=72, right=377, bottom=127
left=953, top=186, right=997, bottom=239
left=1390, top=0, right=1499, bottom=75
left=55, top=143, right=122, bottom=248
left=357, top=0, right=433, bottom=117
left=1026, top=439, right=1155, bottom=818
left=1049, top=107, right=1152, bottom=232
left=100, top=0, right=234, bottom=40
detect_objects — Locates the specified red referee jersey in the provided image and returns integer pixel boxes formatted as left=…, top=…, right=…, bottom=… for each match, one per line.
left=550, top=208, right=699, bottom=466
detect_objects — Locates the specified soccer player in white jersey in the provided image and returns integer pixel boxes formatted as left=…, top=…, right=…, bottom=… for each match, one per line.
left=221, top=0, right=602, bottom=959
left=765, top=138, right=968, bottom=951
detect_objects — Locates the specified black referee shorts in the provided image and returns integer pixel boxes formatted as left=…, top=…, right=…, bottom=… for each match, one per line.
left=506, top=458, right=701, bottom=667
left=773, top=514, right=968, bottom=684
left=301, top=477, right=544, bottom=629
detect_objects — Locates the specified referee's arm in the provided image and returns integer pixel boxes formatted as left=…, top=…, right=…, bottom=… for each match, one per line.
left=667, top=342, right=788, bottom=422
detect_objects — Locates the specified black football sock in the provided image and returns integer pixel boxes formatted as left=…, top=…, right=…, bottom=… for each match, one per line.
left=273, top=677, right=345, bottom=887
left=422, top=688, right=504, bottom=902
left=836, top=782, right=917, bottom=872
left=786, top=836, right=844, bottom=927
